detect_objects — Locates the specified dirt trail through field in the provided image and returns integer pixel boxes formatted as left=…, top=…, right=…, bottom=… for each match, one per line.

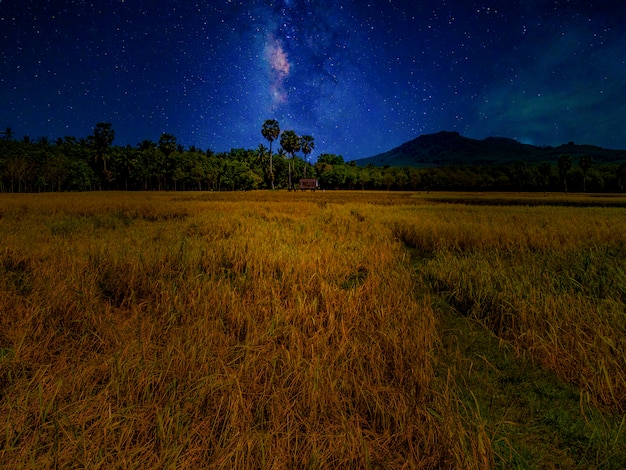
left=407, top=252, right=626, bottom=469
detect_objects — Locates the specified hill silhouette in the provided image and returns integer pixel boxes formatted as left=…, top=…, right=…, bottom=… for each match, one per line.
left=355, top=131, right=626, bottom=167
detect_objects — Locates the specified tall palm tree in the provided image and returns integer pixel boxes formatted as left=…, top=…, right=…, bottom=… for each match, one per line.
left=275, top=147, right=286, bottom=187
left=300, top=135, right=314, bottom=178
left=261, top=119, right=280, bottom=189
left=116, top=144, right=136, bottom=190
left=89, top=122, right=115, bottom=174
left=157, top=134, right=178, bottom=189
left=280, top=130, right=301, bottom=191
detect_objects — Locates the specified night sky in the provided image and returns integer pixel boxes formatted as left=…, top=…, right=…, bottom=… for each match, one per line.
left=2, top=1, right=625, bottom=160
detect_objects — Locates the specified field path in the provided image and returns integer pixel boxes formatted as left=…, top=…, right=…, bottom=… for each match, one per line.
left=407, top=250, right=626, bottom=469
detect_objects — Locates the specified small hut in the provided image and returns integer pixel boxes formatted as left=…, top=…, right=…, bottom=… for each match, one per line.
left=298, top=178, right=319, bottom=191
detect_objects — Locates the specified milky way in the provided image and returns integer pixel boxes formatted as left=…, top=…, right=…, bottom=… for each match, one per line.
left=1, top=0, right=625, bottom=160
left=264, top=35, right=290, bottom=109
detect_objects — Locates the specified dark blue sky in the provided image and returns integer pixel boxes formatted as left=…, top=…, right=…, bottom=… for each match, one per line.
left=2, top=0, right=625, bottom=160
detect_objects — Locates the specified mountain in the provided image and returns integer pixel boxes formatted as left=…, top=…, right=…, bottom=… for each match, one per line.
left=355, top=131, right=626, bottom=167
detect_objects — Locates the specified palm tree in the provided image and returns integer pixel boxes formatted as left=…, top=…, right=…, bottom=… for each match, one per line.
left=89, top=122, right=115, bottom=175
left=300, top=135, right=315, bottom=178
left=256, top=144, right=268, bottom=166
left=280, top=130, right=301, bottom=190
left=158, top=134, right=178, bottom=189
left=137, top=140, right=156, bottom=151
left=115, top=144, right=136, bottom=190
left=158, top=133, right=177, bottom=157
left=1, top=127, right=14, bottom=141
left=275, top=148, right=286, bottom=187
left=137, top=140, right=157, bottom=190
left=37, top=136, right=50, bottom=147
left=578, top=155, right=592, bottom=192
left=261, top=119, right=280, bottom=189
left=557, top=155, right=573, bottom=193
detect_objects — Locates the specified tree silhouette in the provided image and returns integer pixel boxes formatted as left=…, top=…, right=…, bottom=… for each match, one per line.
left=157, top=134, right=178, bottom=189
left=280, top=130, right=301, bottom=190
left=115, top=145, right=136, bottom=190
left=578, top=155, right=592, bottom=192
left=87, top=122, right=115, bottom=188
left=8, top=120, right=626, bottom=194
left=538, top=162, right=552, bottom=195
left=300, top=135, right=315, bottom=178
left=136, top=140, right=157, bottom=190
left=557, top=155, right=572, bottom=193
left=255, top=144, right=269, bottom=184
left=89, top=122, right=115, bottom=178
left=1, top=127, right=14, bottom=141
left=273, top=148, right=287, bottom=187
left=37, top=136, right=50, bottom=147
left=617, top=164, right=626, bottom=192
left=422, top=170, right=437, bottom=193
left=256, top=144, right=268, bottom=162
left=158, top=133, right=177, bottom=157
left=513, top=160, right=528, bottom=193
left=261, top=119, right=280, bottom=189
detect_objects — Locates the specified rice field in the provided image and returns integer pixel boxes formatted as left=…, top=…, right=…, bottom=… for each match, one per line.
left=1, top=191, right=624, bottom=468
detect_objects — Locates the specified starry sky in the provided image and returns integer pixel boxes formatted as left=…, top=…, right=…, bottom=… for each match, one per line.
left=1, top=0, right=625, bottom=160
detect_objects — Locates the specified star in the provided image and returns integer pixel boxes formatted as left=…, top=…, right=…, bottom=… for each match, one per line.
left=1, top=0, right=625, bottom=159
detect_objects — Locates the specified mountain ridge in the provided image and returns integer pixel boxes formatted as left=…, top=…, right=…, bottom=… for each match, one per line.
left=355, top=131, right=626, bottom=167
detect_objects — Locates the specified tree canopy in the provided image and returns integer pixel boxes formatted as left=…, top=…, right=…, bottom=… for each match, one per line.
left=1, top=122, right=625, bottom=193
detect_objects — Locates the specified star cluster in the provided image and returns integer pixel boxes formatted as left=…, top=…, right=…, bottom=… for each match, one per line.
left=1, top=0, right=625, bottom=160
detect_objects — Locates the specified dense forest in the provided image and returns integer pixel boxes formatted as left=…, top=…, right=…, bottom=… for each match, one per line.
left=1, top=122, right=626, bottom=193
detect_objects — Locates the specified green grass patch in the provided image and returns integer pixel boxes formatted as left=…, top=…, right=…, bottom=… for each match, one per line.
left=433, top=303, right=625, bottom=469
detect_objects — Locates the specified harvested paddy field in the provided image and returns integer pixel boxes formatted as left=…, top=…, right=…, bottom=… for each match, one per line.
left=1, top=191, right=624, bottom=468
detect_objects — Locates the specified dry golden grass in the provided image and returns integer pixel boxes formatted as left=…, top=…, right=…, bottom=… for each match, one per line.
left=0, top=192, right=474, bottom=468
left=1, top=190, right=624, bottom=468
left=391, top=203, right=626, bottom=412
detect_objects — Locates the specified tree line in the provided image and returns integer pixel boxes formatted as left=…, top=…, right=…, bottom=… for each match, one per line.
left=1, top=123, right=625, bottom=193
